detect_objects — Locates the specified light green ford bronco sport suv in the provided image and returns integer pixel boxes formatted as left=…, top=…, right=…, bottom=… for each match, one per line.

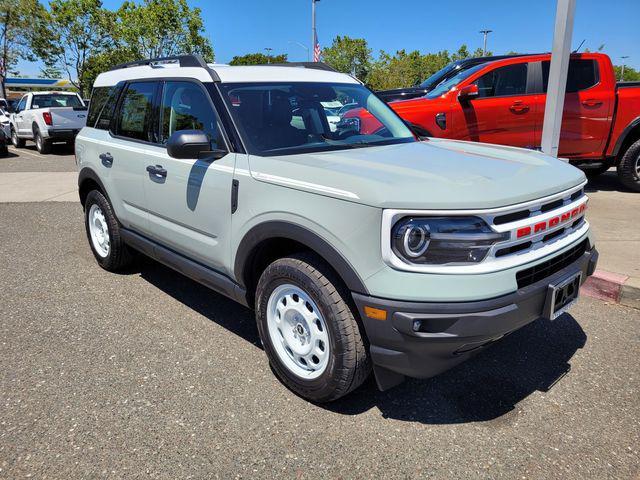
left=76, top=55, right=598, bottom=402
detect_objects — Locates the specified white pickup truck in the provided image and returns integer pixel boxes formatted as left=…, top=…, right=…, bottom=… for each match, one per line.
left=10, top=91, right=87, bottom=154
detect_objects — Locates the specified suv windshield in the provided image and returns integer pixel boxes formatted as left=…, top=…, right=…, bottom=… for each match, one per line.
left=425, top=63, right=487, bottom=99
left=219, top=82, right=415, bottom=156
left=31, top=94, right=83, bottom=109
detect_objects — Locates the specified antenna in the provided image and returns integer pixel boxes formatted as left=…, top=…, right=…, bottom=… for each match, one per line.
left=573, top=39, right=585, bottom=53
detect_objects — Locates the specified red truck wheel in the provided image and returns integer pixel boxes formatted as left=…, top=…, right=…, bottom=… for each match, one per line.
left=618, top=139, right=640, bottom=192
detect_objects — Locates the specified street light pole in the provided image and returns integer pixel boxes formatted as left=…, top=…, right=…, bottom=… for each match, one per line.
left=289, top=41, right=310, bottom=62
left=620, top=56, right=629, bottom=81
left=479, top=29, right=493, bottom=56
left=264, top=47, right=273, bottom=64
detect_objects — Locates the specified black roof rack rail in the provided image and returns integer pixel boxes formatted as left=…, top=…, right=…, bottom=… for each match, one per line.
left=264, top=62, right=337, bottom=72
left=107, top=54, right=220, bottom=81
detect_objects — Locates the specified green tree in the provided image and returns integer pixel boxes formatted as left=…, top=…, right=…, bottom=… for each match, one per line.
left=39, top=64, right=62, bottom=78
left=613, top=65, right=640, bottom=82
left=229, top=52, right=288, bottom=65
left=34, top=0, right=114, bottom=97
left=0, top=0, right=47, bottom=98
left=322, top=36, right=372, bottom=80
left=367, top=49, right=450, bottom=90
left=116, top=0, right=213, bottom=61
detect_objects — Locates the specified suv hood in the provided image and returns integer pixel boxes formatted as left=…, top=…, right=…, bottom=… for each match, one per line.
left=248, top=138, right=586, bottom=210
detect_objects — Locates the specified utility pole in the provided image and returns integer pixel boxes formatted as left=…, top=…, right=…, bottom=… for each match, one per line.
left=620, top=56, right=629, bottom=81
left=479, top=29, right=492, bottom=56
left=312, top=0, right=320, bottom=61
left=264, top=47, right=273, bottom=63
left=541, top=0, right=576, bottom=157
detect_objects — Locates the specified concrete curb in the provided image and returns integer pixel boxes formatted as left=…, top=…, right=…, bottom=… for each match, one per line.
left=581, top=270, right=640, bottom=309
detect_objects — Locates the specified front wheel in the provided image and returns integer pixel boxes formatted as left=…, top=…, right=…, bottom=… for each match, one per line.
left=618, top=139, right=640, bottom=192
left=255, top=253, right=371, bottom=402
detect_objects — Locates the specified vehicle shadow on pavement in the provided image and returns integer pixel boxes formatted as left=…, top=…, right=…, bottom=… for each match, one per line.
left=326, top=314, right=587, bottom=424
left=134, top=256, right=262, bottom=348
left=585, top=170, right=634, bottom=193
left=128, top=256, right=586, bottom=424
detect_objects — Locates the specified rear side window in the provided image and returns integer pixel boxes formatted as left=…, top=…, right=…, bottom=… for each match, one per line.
left=115, top=82, right=158, bottom=141
left=95, top=86, right=123, bottom=130
left=87, top=87, right=109, bottom=128
left=474, top=63, right=528, bottom=98
left=542, top=59, right=599, bottom=93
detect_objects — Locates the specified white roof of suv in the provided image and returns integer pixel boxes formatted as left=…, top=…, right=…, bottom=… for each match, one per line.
left=93, top=57, right=359, bottom=88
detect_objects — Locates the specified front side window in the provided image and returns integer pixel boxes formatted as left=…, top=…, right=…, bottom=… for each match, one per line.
left=115, top=82, right=157, bottom=141
left=542, top=59, right=599, bottom=93
left=159, top=81, right=222, bottom=149
left=30, top=94, right=83, bottom=109
left=16, top=97, right=27, bottom=112
left=219, top=82, right=415, bottom=156
left=474, top=63, right=528, bottom=98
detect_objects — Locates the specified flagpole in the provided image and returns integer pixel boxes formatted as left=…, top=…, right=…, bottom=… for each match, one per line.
left=312, top=0, right=319, bottom=62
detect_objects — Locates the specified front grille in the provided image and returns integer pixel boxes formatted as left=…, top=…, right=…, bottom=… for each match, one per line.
left=516, top=240, right=588, bottom=289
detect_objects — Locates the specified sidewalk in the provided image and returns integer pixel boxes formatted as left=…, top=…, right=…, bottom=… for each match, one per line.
left=582, top=171, right=640, bottom=309
left=0, top=171, right=78, bottom=202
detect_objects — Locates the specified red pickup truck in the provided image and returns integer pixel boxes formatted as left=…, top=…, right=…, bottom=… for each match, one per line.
left=348, top=53, right=640, bottom=191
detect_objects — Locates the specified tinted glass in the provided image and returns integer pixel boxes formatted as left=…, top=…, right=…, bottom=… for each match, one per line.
left=542, top=59, right=599, bottom=93
left=17, top=97, right=26, bottom=112
left=474, top=63, right=528, bottom=98
left=95, top=86, right=122, bottom=130
left=219, top=82, right=415, bottom=157
left=425, top=63, right=487, bottom=99
left=30, top=94, right=83, bottom=109
left=159, top=81, right=222, bottom=148
left=87, top=87, right=109, bottom=128
left=116, top=82, right=157, bottom=141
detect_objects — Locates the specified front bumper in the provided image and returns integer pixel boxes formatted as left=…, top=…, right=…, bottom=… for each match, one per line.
left=46, top=128, right=80, bottom=141
left=352, top=243, right=598, bottom=391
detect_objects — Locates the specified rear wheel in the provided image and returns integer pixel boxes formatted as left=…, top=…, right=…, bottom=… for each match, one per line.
left=34, top=127, right=51, bottom=154
left=11, top=127, right=25, bottom=148
left=84, top=190, right=135, bottom=271
left=617, top=139, right=640, bottom=192
left=255, top=253, right=371, bottom=402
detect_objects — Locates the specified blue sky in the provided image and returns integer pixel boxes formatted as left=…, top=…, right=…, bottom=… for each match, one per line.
left=17, top=0, right=640, bottom=77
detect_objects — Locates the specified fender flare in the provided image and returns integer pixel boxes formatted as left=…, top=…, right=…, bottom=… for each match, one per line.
left=78, top=167, right=110, bottom=205
left=612, top=116, right=640, bottom=157
left=234, top=221, right=369, bottom=295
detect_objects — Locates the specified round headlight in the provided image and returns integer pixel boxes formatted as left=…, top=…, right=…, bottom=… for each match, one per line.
left=402, top=224, right=430, bottom=258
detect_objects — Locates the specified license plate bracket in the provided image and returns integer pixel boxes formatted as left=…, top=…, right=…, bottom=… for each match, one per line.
left=543, top=271, right=582, bottom=320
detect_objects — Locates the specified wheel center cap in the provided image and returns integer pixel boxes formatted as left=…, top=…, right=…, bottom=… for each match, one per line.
left=295, top=323, right=305, bottom=335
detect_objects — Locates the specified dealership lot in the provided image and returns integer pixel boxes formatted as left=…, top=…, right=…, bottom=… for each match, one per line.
left=1, top=148, right=639, bottom=478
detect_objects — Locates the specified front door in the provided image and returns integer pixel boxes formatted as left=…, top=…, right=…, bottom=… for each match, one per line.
left=452, top=62, right=537, bottom=149
left=142, top=80, right=236, bottom=273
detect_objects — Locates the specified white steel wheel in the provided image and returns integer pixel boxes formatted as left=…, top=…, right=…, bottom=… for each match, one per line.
left=266, top=283, right=330, bottom=379
left=88, top=203, right=110, bottom=258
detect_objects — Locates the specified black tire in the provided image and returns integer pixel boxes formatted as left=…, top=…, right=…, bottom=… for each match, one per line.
left=34, top=127, right=51, bottom=154
left=84, top=190, right=135, bottom=271
left=583, top=164, right=610, bottom=178
left=11, top=127, right=25, bottom=148
left=0, top=142, right=7, bottom=157
left=617, top=139, right=640, bottom=192
left=255, top=253, right=371, bottom=402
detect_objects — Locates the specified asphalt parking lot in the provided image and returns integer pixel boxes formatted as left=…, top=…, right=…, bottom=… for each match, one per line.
left=1, top=147, right=639, bottom=479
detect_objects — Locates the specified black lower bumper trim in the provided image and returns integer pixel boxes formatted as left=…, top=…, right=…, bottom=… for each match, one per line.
left=352, top=244, right=598, bottom=391
left=47, top=128, right=80, bottom=140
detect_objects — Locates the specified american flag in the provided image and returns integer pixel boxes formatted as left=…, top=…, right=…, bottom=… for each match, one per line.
left=313, top=34, right=321, bottom=62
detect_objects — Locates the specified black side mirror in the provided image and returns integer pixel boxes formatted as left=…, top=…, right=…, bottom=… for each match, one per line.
left=166, top=130, right=227, bottom=160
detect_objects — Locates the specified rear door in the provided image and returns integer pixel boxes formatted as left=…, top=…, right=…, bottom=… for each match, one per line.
left=451, top=61, right=538, bottom=148
left=535, top=59, right=614, bottom=158
left=141, top=79, right=236, bottom=272
left=105, top=81, right=160, bottom=232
